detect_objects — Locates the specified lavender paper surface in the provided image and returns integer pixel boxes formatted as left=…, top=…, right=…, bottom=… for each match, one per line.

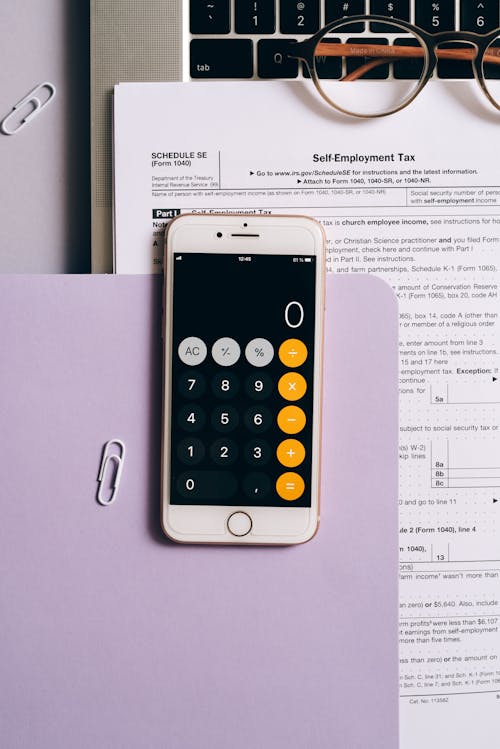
left=0, top=273, right=398, bottom=748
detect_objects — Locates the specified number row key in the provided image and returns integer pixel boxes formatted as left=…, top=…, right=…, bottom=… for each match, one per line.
left=190, top=1, right=322, bottom=36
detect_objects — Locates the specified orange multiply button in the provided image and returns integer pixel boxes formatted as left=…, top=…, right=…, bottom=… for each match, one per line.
left=277, top=405, right=306, bottom=434
left=278, top=371, right=307, bottom=401
left=279, top=338, right=308, bottom=368
left=276, top=472, right=305, bottom=501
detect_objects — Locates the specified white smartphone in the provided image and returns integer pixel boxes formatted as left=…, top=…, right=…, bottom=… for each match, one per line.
left=161, top=213, right=325, bottom=544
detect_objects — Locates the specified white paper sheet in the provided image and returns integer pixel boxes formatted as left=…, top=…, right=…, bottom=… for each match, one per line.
left=114, top=81, right=500, bottom=747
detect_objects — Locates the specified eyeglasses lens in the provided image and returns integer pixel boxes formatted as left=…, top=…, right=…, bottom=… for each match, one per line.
left=313, top=20, right=427, bottom=117
left=484, top=35, right=500, bottom=106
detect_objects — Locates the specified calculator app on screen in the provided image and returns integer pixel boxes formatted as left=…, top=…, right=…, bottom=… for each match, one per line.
left=169, top=252, right=317, bottom=509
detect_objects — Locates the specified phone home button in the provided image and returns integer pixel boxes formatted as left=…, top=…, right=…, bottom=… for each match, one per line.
left=227, top=511, right=252, bottom=537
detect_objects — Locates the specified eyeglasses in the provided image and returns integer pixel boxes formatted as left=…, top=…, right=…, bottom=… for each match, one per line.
left=286, top=15, right=500, bottom=118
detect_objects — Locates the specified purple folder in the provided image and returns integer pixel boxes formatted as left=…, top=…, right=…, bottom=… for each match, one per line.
left=0, top=274, right=398, bottom=748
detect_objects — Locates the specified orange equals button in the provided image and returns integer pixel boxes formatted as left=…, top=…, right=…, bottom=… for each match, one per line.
left=276, top=472, right=305, bottom=501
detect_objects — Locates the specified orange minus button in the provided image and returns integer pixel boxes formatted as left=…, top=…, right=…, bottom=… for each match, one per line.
left=276, top=472, right=305, bottom=501
left=277, top=405, right=306, bottom=435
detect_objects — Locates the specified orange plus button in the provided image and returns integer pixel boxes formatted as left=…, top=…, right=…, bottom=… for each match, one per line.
left=276, top=439, right=305, bottom=468
left=278, top=372, right=307, bottom=401
left=279, top=338, right=307, bottom=368
left=276, top=472, right=305, bottom=501
left=277, top=405, right=306, bottom=434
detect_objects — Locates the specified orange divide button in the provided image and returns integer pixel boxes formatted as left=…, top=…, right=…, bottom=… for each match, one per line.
left=279, top=338, right=308, bottom=368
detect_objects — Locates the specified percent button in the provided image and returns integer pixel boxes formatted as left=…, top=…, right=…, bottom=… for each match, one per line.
left=245, top=338, right=274, bottom=367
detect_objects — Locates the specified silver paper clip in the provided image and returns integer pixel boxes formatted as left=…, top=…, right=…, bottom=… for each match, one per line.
left=0, top=82, right=56, bottom=136
left=96, top=439, right=126, bottom=506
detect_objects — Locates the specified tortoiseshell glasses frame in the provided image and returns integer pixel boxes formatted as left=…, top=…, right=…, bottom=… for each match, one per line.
left=286, top=15, right=500, bottom=118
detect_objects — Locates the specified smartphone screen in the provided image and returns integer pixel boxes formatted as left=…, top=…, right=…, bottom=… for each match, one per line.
left=169, top=252, right=317, bottom=509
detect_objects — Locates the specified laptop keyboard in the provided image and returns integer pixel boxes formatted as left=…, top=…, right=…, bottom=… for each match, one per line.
left=189, top=1, right=500, bottom=80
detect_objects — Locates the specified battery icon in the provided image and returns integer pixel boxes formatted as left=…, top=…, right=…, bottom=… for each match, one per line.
left=304, top=257, right=312, bottom=262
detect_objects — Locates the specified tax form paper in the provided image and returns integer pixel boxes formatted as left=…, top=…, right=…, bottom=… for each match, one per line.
left=114, top=81, right=500, bottom=748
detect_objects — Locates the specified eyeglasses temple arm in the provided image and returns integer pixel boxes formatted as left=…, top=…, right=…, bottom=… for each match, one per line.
left=313, top=42, right=500, bottom=83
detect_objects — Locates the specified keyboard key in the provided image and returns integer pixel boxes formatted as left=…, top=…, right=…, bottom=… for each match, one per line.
left=437, top=42, right=474, bottom=79
left=190, top=39, right=254, bottom=78
left=304, top=38, right=342, bottom=79
left=460, top=0, right=499, bottom=32
left=280, top=0, right=320, bottom=34
left=415, top=0, right=455, bottom=33
left=257, top=39, right=299, bottom=78
left=190, top=0, right=230, bottom=34
left=325, top=1, right=366, bottom=32
left=235, top=0, right=275, bottom=34
left=370, top=0, right=410, bottom=32
left=346, top=37, right=390, bottom=79
left=394, top=38, right=425, bottom=80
